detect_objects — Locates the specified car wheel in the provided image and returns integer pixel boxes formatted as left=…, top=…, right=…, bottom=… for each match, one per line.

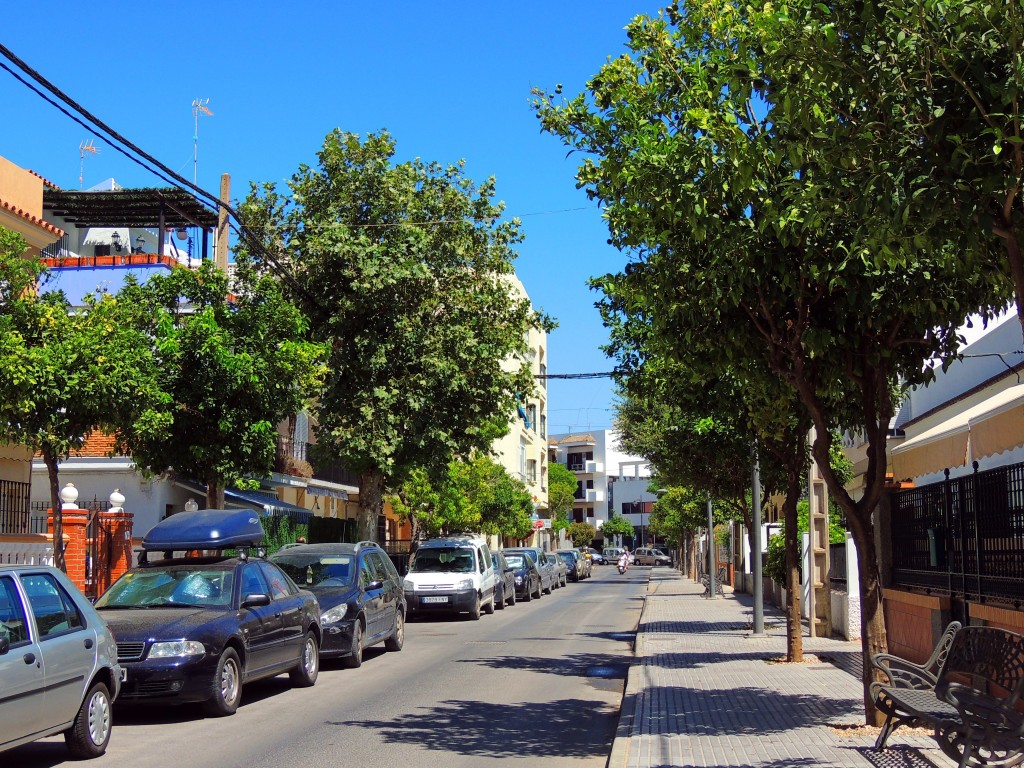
left=521, top=585, right=532, bottom=602
left=543, top=579, right=552, bottom=595
left=483, top=593, right=495, bottom=614
left=343, top=620, right=364, bottom=668
left=507, top=585, right=516, bottom=606
left=495, top=585, right=505, bottom=610
left=533, top=578, right=542, bottom=599
left=64, top=681, right=112, bottom=758
left=468, top=596, right=481, bottom=620
left=384, top=610, right=405, bottom=652
left=203, top=648, right=243, bottom=716
left=289, top=631, right=319, bottom=687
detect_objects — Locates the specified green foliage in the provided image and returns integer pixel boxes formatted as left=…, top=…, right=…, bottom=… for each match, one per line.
left=600, top=514, right=635, bottom=538
left=546, top=462, right=578, bottom=526
left=239, top=130, right=550, bottom=537
left=649, top=486, right=731, bottom=546
left=390, top=454, right=534, bottom=540
left=0, top=227, right=163, bottom=569
left=566, top=522, right=596, bottom=547
left=115, top=261, right=324, bottom=503
left=261, top=515, right=309, bottom=555
left=764, top=500, right=846, bottom=583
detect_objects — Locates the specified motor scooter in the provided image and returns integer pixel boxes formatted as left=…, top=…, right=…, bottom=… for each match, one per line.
left=617, top=554, right=629, bottom=574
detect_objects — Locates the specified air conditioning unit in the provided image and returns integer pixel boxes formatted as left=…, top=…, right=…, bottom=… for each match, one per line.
left=585, top=488, right=604, bottom=503
left=585, top=460, right=603, bottom=473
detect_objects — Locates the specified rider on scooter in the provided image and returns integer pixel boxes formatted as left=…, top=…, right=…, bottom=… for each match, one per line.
left=617, top=548, right=630, bottom=573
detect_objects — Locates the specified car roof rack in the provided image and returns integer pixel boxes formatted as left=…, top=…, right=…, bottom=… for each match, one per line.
left=138, top=509, right=264, bottom=564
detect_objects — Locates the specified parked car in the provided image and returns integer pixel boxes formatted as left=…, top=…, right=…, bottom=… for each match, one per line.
left=633, top=547, right=672, bottom=566
left=490, top=551, right=516, bottom=609
left=546, top=552, right=568, bottom=588
left=585, top=547, right=606, bottom=566
left=556, top=550, right=586, bottom=582
left=603, top=546, right=624, bottom=563
left=503, top=547, right=556, bottom=595
left=270, top=542, right=405, bottom=667
left=95, top=509, right=321, bottom=716
left=575, top=548, right=593, bottom=578
left=501, top=550, right=542, bottom=601
left=0, top=565, right=121, bottom=758
left=403, top=536, right=497, bottom=620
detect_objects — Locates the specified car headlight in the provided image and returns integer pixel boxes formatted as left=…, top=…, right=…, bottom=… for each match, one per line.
left=514, top=575, right=523, bottom=585
left=148, top=640, right=205, bottom=658
left=457, top=578, right=474, bottom=590
left=403, top=579, right=415, bottom=592
left=320, top=603, right=349, bottom=625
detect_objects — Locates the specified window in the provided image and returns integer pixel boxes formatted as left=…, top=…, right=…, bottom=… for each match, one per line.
left=622, top=501, right=643, bottom=516
left=241, top=563, right=270, bottom=597
left=259, top=562, right=295, bottom=599
left=519, top=438, right=527, bottom=481
left=0, top=576, right=30, bottom=647
left=587, top=509, right=595, bottom=517
left=540, top=414, right=546, bottom=440
left=527, top=404, right=537, bottom=432
left=539, top=363, right=547, bottom=389
left=22, top=574, right=84, bottom=639
left=527, top=459, right=538, bottom=484
left=575, top=481, right=584, bottom=500
left=367, top=552, right=392, bottom=584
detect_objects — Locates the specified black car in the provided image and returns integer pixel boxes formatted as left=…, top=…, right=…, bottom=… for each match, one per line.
left=95, top=510, right=321, bottom=716
left=270, top=542, right=405, bottom=667
left=500, top=550, right=542, bottom=601
left=490, top=551, right=516, bottom=609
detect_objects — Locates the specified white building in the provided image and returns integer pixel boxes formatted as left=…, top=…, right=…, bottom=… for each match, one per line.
left=490, top=274, right=549, bottom=519
left=547, top=429, right=658, bottom=543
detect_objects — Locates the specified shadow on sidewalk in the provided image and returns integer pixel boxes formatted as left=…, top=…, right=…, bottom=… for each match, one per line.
left=330, top=698, right=616, bottom=758
left=640, top=618, right=751, bottom=635
left=632, top=685, right=862, bottom=735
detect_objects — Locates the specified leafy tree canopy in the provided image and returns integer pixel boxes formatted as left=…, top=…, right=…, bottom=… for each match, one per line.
left=546, top=462, right=578, bottom=532
left=567, top=522, right=597, bottom=548
left=601, top=514, right=635, bottom=538
left=240, top=129, right=550, bottom=539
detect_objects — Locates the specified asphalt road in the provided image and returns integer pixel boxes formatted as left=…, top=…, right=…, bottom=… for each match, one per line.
left=10, top=564, right=648, bottom=768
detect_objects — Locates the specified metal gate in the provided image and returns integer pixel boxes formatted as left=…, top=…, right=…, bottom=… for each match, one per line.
left=83, top=499, right=113, bottom=600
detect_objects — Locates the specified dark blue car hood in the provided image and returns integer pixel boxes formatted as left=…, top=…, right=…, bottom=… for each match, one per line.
left=98, top=606, right=228, bottom=642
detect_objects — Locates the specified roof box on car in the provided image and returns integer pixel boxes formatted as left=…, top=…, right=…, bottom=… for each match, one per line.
left=141, top=509, right=264, bottom=552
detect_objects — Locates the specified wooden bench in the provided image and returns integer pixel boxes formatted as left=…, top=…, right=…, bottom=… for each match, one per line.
left=699, top=566, right=727, bottom=598
left=871, top=623, right=1024, bottom=767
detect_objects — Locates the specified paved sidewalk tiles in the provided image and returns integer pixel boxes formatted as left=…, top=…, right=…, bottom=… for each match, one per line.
left=610, top=570, right=957, bottom=768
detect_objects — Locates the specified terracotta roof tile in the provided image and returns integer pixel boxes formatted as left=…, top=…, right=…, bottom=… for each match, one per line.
left=0, top=196, right=65, bottom=238
left=27, top=169, right=61, bottom=190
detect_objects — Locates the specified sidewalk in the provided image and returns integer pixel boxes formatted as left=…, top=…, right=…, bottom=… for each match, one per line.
left=609, top=569, right=957, bottom=768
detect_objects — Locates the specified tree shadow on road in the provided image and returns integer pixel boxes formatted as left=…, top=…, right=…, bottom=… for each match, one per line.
left=458, top=651, right=632, bottom=680
left=328, top=698, right=617, bottom=758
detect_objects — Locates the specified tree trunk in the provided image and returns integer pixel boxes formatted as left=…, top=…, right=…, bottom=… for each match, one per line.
left=43, top=451, right=65, bottom=572
left=358, top=469, right=386, bottom=542
left=205, top=481, right=225, bottom=510
left=850, top=517, right=887, bottom=723
left=782, top=472, right=803, bottom=663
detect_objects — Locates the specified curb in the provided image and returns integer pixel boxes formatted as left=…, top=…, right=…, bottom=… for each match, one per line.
left=606, top=570, right=656, bottom=768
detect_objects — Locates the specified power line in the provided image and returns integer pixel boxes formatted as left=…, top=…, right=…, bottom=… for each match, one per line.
left=536, top=372, right=616, bottom=379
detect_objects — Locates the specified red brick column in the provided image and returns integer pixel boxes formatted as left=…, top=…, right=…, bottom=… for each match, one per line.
left=95, top=510, right=134, bottom=595
left=48, top=508, right=89, bottom=594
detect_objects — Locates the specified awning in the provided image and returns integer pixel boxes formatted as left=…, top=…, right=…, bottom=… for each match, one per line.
left=890, top=384, right=1024, bottom=478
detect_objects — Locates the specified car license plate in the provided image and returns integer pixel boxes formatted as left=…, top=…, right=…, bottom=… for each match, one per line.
left=422, top=596, right=448, bottom=604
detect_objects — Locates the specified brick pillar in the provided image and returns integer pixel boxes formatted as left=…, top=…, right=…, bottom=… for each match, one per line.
left=95, top=510, right=134, bottom=595
left=48, top=508, right=89, bottom=594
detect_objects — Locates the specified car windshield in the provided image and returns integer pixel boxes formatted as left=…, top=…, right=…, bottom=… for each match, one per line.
left=502, top=553, right=527, bottom=569
left=96, top=566, right=235, bottom=608
left=272, top=553, right=355, bottom=588
left=557, top=553, right=576, bottom=563
left=410, top=547, right=475, bottom=573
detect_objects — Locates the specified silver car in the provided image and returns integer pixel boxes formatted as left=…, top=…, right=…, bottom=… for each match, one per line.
left=0, top=565, right=121, bottom=758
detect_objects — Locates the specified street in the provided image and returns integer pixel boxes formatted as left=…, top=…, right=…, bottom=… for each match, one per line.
left=10, top=565, right=647, bottom=768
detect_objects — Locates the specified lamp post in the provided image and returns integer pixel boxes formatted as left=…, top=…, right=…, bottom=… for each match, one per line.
left=707, top=495, right=717, bottom=599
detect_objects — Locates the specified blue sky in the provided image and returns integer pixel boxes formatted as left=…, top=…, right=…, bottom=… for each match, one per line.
left=3, top=1, right=663, bottom=434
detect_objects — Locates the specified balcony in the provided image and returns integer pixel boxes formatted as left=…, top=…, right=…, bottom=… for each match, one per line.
left=275, top=438, right=360, bottom=487
left=567, top=462, right=585, bottom=472
left=585, top=460, right=603, bottom=473
left=585, top=488, right=605, bottom=503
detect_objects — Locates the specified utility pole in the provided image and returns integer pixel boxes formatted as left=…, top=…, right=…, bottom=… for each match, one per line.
left=216, top=173, right=230, bottom=271
left=752, top=445, right=764, bottom=633
left=707, top=495, right=717, bottom=599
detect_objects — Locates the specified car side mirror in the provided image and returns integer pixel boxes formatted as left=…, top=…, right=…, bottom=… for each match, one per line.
left=0, top=635, right=9, bottom=655
left=367, top=579, right=384, bottom=591
left=242, top=593, right=271, bottom=608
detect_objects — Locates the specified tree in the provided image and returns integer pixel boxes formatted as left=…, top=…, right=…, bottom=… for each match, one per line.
left=648, top=485, right=707, bottom=578
left=534, top=3, right=1010, bottom=716
left=546, top=462, right=578, bottom=535
left=0, top=227, right=160, bottom=570
left=566, top=522, right=596, bottom=548
left=240, top=130, right=548, bottom=540
left=115, top=261, right=324, bottom=509
left=600, top=514, right=634, bottom=540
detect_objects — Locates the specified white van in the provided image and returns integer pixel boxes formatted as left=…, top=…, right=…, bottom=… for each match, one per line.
left=403, top=536, right=497, bottom=620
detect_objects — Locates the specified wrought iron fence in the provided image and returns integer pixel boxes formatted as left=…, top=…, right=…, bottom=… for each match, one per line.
left=0, top=480, right=31, bottom=534
left=890, top=462, right=1024, bottom=607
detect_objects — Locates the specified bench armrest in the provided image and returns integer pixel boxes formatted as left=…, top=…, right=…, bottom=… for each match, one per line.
left=871, top=653, right=939, bottom=690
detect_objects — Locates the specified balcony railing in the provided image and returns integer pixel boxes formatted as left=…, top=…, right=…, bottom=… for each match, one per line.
left=0, top=480, right=31, bottom=535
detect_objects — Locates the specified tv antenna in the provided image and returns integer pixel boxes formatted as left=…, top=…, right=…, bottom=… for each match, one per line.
left=191, top=97, right=213, bottom=184
left=78, top=139, right=100, bottom=189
